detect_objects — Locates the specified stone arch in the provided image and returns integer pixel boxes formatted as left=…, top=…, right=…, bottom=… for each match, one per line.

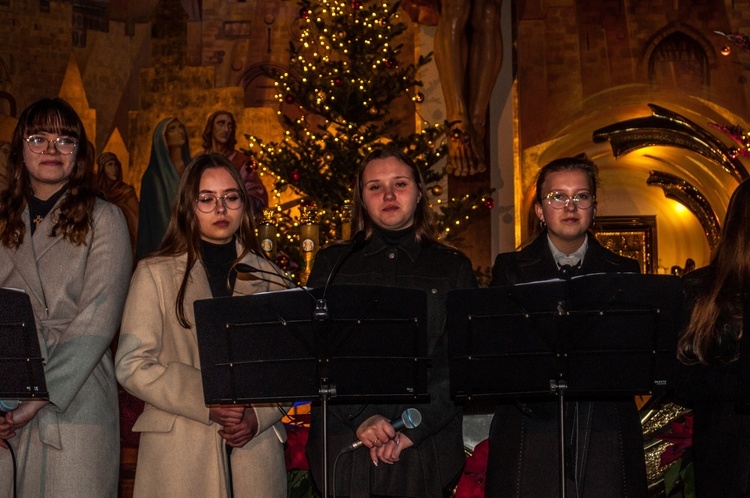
left=239, top=63, right=289, bottom=108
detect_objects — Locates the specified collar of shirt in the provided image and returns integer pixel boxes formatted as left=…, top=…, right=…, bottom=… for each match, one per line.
left=548, top=233, right=588, bottom=268
left=362, top=228, right=422, bottom=262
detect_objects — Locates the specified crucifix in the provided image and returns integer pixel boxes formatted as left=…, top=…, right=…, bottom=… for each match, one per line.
left=33, top=215, right=43, bottom=228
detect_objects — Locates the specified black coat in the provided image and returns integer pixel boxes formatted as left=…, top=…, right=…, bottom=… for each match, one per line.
left=485, top=233, right=647, bottom=497
left=674, top=266, right=750, bottom=497
left=305, top=230, right=477, bottom=497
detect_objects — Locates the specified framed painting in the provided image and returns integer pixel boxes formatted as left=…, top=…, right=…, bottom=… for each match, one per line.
left=592, top=216, right=657, bottom=274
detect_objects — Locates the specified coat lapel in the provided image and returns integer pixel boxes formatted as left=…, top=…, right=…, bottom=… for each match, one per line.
left=6, top=208, right=48, bottom=312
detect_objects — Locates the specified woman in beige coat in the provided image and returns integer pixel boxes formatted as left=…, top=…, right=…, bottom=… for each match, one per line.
left=0, top=98, right=132, bottom=497
left=116, top=153, right=287, bottom=497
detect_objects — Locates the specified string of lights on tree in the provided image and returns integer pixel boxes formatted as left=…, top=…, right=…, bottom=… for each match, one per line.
left=243, top=0, right=493, bottom=280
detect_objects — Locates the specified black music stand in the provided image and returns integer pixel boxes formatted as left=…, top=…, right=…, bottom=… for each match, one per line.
left=194, top=284, right=430, bottom=497
left=0, top=288, right=48, bottom=406
left=447, top=273, right=681, bottom=497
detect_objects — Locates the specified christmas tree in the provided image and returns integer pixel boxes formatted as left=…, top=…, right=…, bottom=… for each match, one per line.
left=245, top=0, right=493, bottom=280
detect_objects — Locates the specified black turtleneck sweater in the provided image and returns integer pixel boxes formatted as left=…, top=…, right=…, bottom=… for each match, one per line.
left=27, top=186, right=68, bottom=235
left=201, top=238, right=237, bottom=298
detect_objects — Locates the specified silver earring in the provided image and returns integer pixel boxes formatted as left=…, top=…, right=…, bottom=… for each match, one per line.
left=539, top=220, right=547, bottom=230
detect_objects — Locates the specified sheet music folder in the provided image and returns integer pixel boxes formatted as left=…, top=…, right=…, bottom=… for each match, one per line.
left=0, top=287, right=48, bottom=401
left=447, top=273, right=681, bottom=401
left=194, top=284, right=430, bottom=405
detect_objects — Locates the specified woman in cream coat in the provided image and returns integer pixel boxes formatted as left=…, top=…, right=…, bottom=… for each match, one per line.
left=116, top=153, right=287, bottom=497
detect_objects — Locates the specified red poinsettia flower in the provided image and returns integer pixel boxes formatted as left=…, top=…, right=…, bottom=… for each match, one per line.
left=656, top=413, right=693, bottom=467
left=455, top=438, right=489, bottom=498
left=284, top=424, right=310, bottom=471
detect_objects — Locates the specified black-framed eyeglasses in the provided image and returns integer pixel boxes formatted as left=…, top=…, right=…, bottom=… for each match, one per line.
left=196, top=193, right=244, bottom=213
left=544, top=191, right=596, bottom=210
left=25, top=135, right=79, bottom=155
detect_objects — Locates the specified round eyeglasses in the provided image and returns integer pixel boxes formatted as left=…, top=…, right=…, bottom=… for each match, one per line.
left=196, top=193, right=244, bottom=213
left=25, top=135, right=79, bottom=155
left=544, top=191, right=596, bottom=210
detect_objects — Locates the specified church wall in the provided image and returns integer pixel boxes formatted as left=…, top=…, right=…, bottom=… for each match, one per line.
left=513, top=0, right=750, bottom=269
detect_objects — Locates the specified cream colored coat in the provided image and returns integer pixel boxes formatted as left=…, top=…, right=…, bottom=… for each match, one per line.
left=116, top=249, right=288, bottom=498
left=0, top=199, right=132, bottom=498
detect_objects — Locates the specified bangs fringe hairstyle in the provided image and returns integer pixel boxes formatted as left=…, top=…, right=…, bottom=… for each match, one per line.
left=678, top=179, right=750, bottom=365
left=0, top=97, right=96, bottom=248
left=152, top=153, right=262, bottom=328
left=201, top=110, right=237, bottom=152
left=352, top=145, right=439, bottom=245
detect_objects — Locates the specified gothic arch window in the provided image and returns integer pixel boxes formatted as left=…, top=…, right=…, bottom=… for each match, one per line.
left=645, top=29, right=712, bottom=92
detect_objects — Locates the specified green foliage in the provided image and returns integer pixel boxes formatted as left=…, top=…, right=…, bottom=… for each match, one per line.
left=287, top=469, right=315, bottom=498
left=244, top=0, right=492, bottom=273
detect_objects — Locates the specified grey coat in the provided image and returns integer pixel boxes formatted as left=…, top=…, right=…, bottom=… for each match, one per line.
left=0, top=198, right=132, bottom=497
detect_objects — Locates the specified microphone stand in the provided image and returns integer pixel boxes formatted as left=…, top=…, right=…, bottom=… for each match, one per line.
left=237, top=236, right=366, bottom=497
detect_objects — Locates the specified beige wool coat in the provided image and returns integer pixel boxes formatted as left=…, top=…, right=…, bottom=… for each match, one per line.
left=115, top=248, right=288, bottom=498
left=0, top=198, right=132, bottom=498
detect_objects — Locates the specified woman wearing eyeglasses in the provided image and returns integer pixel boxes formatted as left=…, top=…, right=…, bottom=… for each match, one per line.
left=0, top=98, right=132, bottom=496
left=485, top=157, right=646, bottom=496
left=115, top=153, right=288, bottom=497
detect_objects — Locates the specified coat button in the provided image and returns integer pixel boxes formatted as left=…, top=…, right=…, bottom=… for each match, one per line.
left=388, top=251, right=395, bottom=259
left=431, top=288, right=438, bottom=294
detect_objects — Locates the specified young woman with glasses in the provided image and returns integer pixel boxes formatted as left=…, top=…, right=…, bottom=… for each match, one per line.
left=0, top=98, right=132, bottom=496
left=485, top=157, right=646, bottom=496
left=115, top=153, right=288, bottom=497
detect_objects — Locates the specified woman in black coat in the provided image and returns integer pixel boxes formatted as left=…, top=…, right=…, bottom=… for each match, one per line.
left=305, top=146, right=477, bottom=497
left=485, top=157, right=647, bottom=497
left=675, top=179, right=750, bottom=497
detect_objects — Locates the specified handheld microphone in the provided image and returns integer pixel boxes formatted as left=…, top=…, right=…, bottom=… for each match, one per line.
left=234, top=264, right=329, bottom=320
left=346, top=408, right=422, bottom=451
left=0, top=399, right=19, bottom=416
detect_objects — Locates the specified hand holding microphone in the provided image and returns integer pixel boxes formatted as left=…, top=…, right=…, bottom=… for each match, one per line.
left=347, top=408, right=422, bottom=452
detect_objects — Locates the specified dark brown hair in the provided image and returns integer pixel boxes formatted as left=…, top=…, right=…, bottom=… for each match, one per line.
left=151, top=153, right=262, bottom=328
left=0, top=97, right=96, bottom=248
left=678, top=179, right=750, bottom=365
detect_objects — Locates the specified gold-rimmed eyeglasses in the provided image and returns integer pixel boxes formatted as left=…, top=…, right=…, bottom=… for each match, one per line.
left=196, top=193, right=244, bottom=213
left=544, top=191, right=596, bottom=210
left=25, top=135, right=79, bottom=155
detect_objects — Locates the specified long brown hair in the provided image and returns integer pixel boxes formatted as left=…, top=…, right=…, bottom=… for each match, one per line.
left=352, top=145, right=439, bottom=245
left=678, top=179, right=750, bottom=365
left=0, top=98, right=96, bottom=248
left=151, top=153, right=262, bottom=328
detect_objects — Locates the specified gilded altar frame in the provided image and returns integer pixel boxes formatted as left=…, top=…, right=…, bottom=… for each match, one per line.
left=591, top=216, right=657, bottom=274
